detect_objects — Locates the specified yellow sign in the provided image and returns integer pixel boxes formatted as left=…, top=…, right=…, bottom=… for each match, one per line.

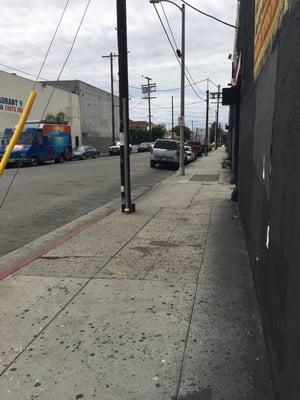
left=254, top=0, right=289, bottom=77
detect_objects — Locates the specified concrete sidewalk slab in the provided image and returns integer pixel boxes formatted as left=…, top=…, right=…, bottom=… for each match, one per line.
left=0, top=148, right=273, bottom=400
left=0, top=276, right=86, bottom=371
left=1, top=279, right=195, bottom=400
left=177, top=283, right=271, bottom=400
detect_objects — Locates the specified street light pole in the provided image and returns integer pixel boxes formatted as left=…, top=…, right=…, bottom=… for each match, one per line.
left=179, top=3, right=185, bottom=175
left=150, top=0, right=185, bottom=175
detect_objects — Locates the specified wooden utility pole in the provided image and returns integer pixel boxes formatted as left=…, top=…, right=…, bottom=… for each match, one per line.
left=171, top=95, right=174, bottom=137
left=205, top=89, right=209, bottom=156
left=102, top=52, right=118, bottom=144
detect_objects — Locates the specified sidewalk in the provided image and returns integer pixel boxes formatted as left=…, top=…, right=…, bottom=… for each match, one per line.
left=0, top=148, right=273, bottom=400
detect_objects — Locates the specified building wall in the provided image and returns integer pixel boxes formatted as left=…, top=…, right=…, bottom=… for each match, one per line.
left=45, top=80, right=120, bottom=152
left=0, top=71, right=81, bottom=148
left=236, top=1, right=300, bottom=398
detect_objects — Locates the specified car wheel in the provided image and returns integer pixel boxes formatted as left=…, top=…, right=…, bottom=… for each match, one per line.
left=150, top=161, right=155, bottom=168
left=55, top=154, right=64, bottom=163
left=30, top=157, right=38, bottom=167
left=92, top=153, right=96, bottom=158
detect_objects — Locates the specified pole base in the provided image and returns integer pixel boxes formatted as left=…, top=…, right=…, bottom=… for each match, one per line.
left=121, top=203, right=136, bottom=213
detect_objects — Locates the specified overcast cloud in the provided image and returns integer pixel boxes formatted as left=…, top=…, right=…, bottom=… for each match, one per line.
left=0, top=0, right=237, bottom=130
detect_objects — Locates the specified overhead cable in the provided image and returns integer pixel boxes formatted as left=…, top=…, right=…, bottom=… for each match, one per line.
left=181, top=0, right=240, bottom=30
left=33, top=0, right=71, bottom=88
left=152, top=4, right=206, bottom=102
left=0, top=0, right=92, bottom=210
left=159, top=3, right=206, bottom=98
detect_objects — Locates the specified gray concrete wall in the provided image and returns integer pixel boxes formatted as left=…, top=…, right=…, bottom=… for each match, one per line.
left=46, top=80, right=120, bottom=152
left=236, top=2, right=300, bottom=399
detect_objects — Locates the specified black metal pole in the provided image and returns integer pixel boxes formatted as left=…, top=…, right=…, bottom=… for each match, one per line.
left=116, top=0, right=135, bottom=213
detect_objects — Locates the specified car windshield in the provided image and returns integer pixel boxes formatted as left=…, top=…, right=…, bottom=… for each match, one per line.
left=19, top=132, right=34, bottom=145
left=154, top=140, right=178, bottom=150
left=76, top=146, right=85, bottom=151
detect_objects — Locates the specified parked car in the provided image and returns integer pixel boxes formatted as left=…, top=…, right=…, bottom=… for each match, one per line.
left=137, top=142, right=152, bottom=152
left=150, top=139, right=187, bottom=169
left=184, top=145, right=196, bottom=162
left=109, top=141, right=132, bottom=155
left=185, top=141, right=203, bottom=157
left=73, top=145, right=98, bottom=160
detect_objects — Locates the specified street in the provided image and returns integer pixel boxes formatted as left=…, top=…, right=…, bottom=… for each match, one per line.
left=0, top=152, right=174, bottom=257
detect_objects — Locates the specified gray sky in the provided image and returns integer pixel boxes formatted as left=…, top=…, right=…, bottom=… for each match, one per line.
left=0, top=0, right=237, bottom=130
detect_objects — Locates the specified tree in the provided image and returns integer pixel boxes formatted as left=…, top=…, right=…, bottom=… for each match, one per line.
left=129, top=125, right=166, bottom=144
left=209, top=122, right=224, bottom=144
left=171, top=125, right=192, bottom=141
left=151, top=125, right=166, bottom=141
left=45, top=112, right=67, bottom=124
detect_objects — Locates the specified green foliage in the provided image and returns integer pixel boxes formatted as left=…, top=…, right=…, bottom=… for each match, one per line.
left=129, top=125, right=166, bottom=144
left=209, top=122, right=224, bottom=144
left=45, top=112, right=67, bottom=124
left=171, top=125, right=192, bottom=141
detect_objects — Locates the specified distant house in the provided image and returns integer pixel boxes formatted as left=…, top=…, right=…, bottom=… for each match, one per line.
left=129, top=120, right=148, bottom=130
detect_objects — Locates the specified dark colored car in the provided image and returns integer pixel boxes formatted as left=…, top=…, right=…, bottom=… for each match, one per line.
left=185, top=141, right=203, bottom=157
left=73, top=145, right=98, bottom=160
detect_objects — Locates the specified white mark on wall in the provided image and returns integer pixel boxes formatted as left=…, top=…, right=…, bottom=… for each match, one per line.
left=262, top=155, right=266, bottom=180
left=266, top=225, right=270, bottom=250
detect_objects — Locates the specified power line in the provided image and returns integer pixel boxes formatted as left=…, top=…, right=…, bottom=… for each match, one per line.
left=0, top=64, right=49, bottom=81
left=181, top=0, right=240, bottom=30
left=157, top=3, right=206, bottom=98
left=161, top=3, right=178, bottom=49
left=160, top=3, right=204, bottom=98
left=152, top=4, right=206, bottom=102
left=157, top=78, right=208, bottom=92
left=34, top=0, right=71, bottom=88
left=0, top=0, right=92, bottom=210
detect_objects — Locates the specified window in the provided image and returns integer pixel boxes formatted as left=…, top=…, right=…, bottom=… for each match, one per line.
left=154, top=140, right=178, bottom=150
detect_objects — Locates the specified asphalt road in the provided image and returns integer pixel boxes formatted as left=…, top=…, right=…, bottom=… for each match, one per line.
left=0, top=153, right=175, bottom=257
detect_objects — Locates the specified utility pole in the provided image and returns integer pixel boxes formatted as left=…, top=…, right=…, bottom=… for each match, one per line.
left=210, top=83, right=222, bottom=149
left=102, top=52, right=118, bottom=144
left=204, top=89, right=209, bottom=156
left=142, top=76, right=156, bottom=142
left=216, top=84, right=221, bottom=147
left=171, top=95, right=174, bottom=137
left=214, top=110, right=217, bottom=149
left=191, top=120, right=194, bottom=135
left=116, top=0, right=135, bottom=213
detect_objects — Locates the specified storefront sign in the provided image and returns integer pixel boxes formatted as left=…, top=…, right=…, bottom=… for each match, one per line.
left=0, top=97, right=24, bottom=113
left=254, top=0, right=289, bottom=77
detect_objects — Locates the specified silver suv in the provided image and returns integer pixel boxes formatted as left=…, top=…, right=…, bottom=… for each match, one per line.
left=150, top=139, right=185, bottom=169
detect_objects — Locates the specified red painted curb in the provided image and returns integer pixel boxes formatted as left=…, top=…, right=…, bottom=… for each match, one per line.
left=0, top=208, right=116, bottom=281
